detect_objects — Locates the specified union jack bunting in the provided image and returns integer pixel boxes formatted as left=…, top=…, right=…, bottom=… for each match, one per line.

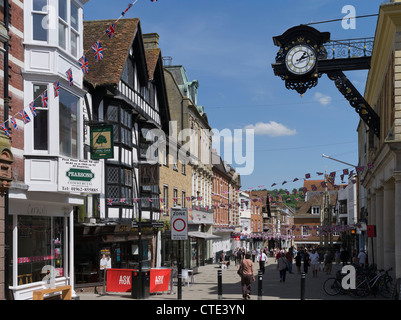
left=305, top=173, right=310, bottom=179
left=92, top=41, right=103, bottom=61
left=19, top=110, right=31, bottom=124
left=29, top=102, right=37, bottom=116
left=120, top=198, right=125, bottom=203
left=107, top=198, right=113, bottom=206
left=105, top=23, right=116, bottom=39
left=148, top=198, right=152, bottom=203
left=356, top=166, right=364, bottom=174
left=41, top=91, right=48, bottom=108
left=367, top=162, right=374, bottom=169
left=311, top=184, right=317, bottom=191
left=122, top=3, right=133, bottom=16
left=1, top=124, right=9, bottom=136
left=293, top=178, right=299, bottom=182
left=10, top=116, right=18, bottom=130
left=79, top=55, right=89, bottom=74
left=343, top=169, right=349, bottom=175
left=66, top=68, right=73, bottom=86
left=330, top=171, right=336, bottom=177
left=54, top=81, right=60, bottom=98
left=316, top=172, right=324, bottom=175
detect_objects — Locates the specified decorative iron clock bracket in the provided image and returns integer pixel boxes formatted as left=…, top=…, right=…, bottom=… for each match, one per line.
left=326, top=70, right=380, bottom=138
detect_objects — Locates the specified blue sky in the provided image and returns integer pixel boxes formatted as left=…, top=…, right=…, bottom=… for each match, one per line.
left=83, top=0, right=383, bottom=191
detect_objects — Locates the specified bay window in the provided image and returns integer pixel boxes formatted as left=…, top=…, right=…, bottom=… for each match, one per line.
left=33, top=84, right=49, bottom=151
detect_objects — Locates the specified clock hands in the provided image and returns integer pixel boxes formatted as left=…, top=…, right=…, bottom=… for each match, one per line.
left=295, top=52, right=309, bottom=65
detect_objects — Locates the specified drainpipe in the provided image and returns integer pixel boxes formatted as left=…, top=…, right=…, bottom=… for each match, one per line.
left=3, top=0, right=10, bottom=300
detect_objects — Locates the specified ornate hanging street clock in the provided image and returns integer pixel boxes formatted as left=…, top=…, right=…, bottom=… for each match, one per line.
left=272, top=25, right=330, bottom=95
left=271, top=25, right=380, bottom=138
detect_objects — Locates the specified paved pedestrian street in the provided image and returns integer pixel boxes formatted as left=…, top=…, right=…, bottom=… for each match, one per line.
left=78, top=259, right=388, bottom=301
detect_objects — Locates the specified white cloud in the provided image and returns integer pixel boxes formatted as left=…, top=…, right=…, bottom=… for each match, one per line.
left=244, top=121, right=297, bottom=137
left=314, top=92, right=332, bottom=106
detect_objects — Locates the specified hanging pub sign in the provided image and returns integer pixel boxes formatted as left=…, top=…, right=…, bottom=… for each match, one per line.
left=90, top=124, right=114, bottom=160
left=58, top=157, right=102, bottom=194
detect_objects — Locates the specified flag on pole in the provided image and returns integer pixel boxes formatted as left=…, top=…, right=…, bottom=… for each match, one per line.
left=92, top=41, right=103, bottom=61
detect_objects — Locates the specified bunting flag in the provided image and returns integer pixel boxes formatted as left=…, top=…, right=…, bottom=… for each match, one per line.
left=1, top=124, right=9, bottom=136
left=316, top=172, right=324, bottom=176
left=106, top=23, right=116, bottom=39
left=10, top=117, right=18, bottom=130
left=293, top=178, right=299, bottom=182
left=29, top=102, right=37, bottom=117
left=54, top=81, right=60, bottom=98
left=79, top=55, right=89, bottom=74
left=19, top=110, right=31, bottom=124
left=41, top=91, right=48, bottom=108
left=122, top=3, right=133, bottom=16
left=305, top=173, right=310, bottom=179
left=107, top=198, right=113, bottom=206
left=66, top=68, right=74, bottom=87
left=92, top=41, right=103, bottom=61
left=367, top=162, right=374, bottom=169
left=120, top=198, right=126, bottom=203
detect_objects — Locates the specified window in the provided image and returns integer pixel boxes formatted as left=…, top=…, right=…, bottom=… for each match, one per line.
left=106, top=166, right=133, bottom=204
left=302, top=226, right=309, bottom=236
left=70, top=31, right=78, bottom=57
left=17, top=215, right=65, bottom=284
left=311, top=206, right=320, bottom=215
left=33, top=0, right=48, bottom=42
left=57, top=0, right=80, bottom=56
left=182, top=191, right=186, bottom=208
left=70, top=2, right=79, bottom=31
left=173, top=189, right=178, bottom=205
left=59, top=88, right=79, bottom=158
left=162, top=185, right=168, bottom=215
left=181, top=163, right=185, bottom=175
left=33, top=84, right=49, bottom=151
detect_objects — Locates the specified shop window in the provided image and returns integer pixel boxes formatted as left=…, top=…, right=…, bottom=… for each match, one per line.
left=16, top=216, right=65, bottom=285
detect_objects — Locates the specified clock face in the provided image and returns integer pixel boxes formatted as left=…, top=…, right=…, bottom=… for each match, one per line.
left=285, top=44, right=317, bottom=75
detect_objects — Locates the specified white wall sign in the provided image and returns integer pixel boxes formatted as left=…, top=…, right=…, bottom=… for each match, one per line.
left=58, top=157, right=102, bottom=194
left=171, top=207, right=188, bottom=240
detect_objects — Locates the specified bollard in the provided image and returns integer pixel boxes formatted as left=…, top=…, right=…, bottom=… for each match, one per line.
left=300, top=272, right=306, bottom=300
left=257, top=270, right=263, bottom=300
left=218, top=270, right=222, bottom=300
left=178, top=263, right=182, bottom=300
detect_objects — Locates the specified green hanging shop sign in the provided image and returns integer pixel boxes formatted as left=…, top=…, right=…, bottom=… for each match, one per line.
left=90, top=124, right=114, bottom=160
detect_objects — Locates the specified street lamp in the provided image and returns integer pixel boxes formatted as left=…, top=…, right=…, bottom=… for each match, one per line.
left=322, top=154, right=357, bottom=168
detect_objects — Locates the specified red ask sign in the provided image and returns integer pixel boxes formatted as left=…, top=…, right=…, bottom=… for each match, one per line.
left=106, top=268, right=171, bottom=293
left=107, top=269, right=134, bottom=293
left=150, top=268, right=171, bottom=293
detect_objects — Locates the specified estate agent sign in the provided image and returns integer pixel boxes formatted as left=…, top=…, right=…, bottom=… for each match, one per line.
left=58, top=157, right=102, bottom=194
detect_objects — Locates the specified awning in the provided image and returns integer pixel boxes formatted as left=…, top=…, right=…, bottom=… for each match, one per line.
left=188, top=231, right=222, bottom=240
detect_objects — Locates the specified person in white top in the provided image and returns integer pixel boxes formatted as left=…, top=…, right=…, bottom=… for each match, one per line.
left=308, top=249, right=320, bottom=278
left=357, top=250, right=367, bottom=267
left=257, top=249, right=268, bottom=274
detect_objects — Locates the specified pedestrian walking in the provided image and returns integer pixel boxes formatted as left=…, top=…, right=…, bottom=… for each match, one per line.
left=309, top=248, right=320, bottom=278
left=295, top=251, right=302, bottom=274
left=252, top=248, right=256, bottom=262
left=323, top=250, right=333, bottom=275
left=238, top=252, right=255, bottom=300
left=277, top=253, right=289, bottom=283
left=357, top=249, right=367, bottom=268
left=286, top=247, right=294, bottom=274
left=303, top=249, right=310, bottom=274
left=236, top=248, right=243, bottom=266
left=257, top=248, right=268, bottom=274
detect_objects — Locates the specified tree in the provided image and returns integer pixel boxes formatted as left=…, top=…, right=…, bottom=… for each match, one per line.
left=96, top=134, right=108, bottom=147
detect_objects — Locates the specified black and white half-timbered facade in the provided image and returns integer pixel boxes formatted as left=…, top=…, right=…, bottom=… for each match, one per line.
left=74, top=18, right=169, bottom=283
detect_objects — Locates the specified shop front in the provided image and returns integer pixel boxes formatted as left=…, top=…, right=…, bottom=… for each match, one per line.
left=74, top=222, right=159, bottom=287
left=8, top=197, right=80, bottom=300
